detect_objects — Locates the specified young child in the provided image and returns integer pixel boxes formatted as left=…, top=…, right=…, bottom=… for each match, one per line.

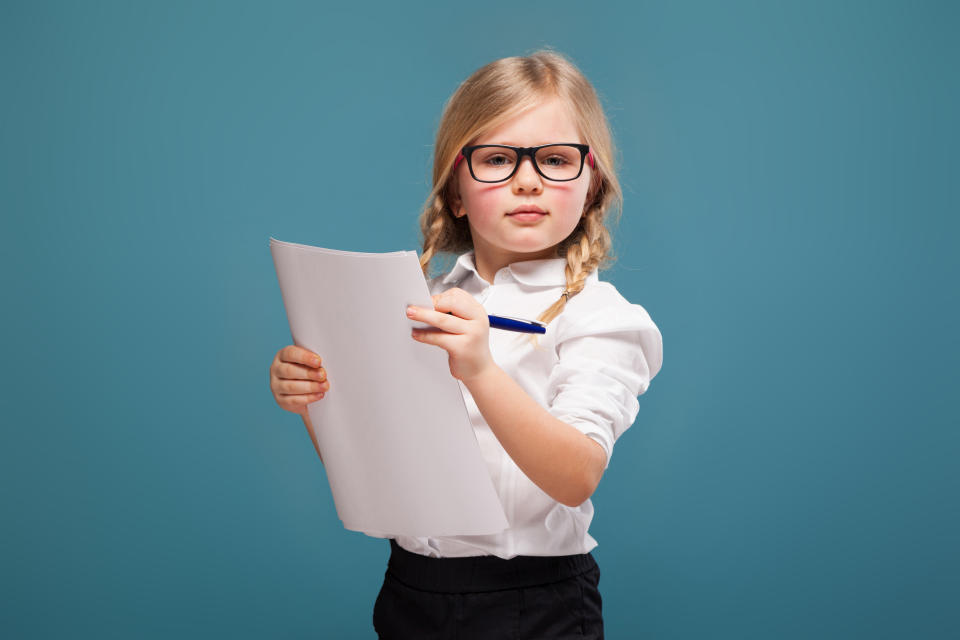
left=269, top=49, right=663, bottom=639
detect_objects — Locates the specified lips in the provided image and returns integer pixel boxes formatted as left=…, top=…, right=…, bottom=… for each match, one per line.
left=508, top=205, right=546, bottom=215
left=507, top=205, right=547, bottom=222
left=508, top=212, right=546, bottom=223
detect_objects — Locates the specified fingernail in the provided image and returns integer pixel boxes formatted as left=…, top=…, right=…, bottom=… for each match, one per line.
left=406, top=307, right=415, bottom=317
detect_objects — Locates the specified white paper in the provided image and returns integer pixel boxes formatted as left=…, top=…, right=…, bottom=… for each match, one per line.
left=270, top=238, right=508, bottom=537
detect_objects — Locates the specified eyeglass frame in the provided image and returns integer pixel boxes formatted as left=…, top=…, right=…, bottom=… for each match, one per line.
left=453, top=143, right=595, bottom=183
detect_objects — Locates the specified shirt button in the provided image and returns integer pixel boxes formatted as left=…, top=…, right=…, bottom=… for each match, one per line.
left=493, top=270, right=512, bottom=285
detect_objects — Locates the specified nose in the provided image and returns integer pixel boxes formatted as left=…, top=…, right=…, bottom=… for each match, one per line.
left=511, top=155, right=542, bottom=193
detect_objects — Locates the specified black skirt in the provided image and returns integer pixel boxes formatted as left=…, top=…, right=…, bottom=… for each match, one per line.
left=373, top=539, right=604, bottom=639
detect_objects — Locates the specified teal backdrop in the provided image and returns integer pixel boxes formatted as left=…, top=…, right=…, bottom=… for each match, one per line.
left=2, top=1, right=957, bottom=638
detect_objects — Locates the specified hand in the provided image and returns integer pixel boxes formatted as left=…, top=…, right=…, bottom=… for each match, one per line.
left=407, top=288, right=496, bottom=384
left=269, top=345, right=331, bottom=415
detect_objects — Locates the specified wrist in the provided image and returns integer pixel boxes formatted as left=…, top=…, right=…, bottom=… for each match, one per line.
left=460, top=360, right=502, bottom=391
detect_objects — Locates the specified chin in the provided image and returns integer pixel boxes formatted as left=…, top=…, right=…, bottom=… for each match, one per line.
left=510, top=245, right=560, bottom=259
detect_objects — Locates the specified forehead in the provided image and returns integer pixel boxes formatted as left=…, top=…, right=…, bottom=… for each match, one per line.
left=475, top=96, right=583, bottom=146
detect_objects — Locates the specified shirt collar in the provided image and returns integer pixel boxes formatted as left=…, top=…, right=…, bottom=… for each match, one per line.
left=441, top=250, right=597, bottom=287
left=441, top=251, right=481, bottom=285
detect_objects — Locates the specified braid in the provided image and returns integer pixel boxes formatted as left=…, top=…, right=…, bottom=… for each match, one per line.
left=418, top=195, right=448, bottom=276
left=535, top=199, right=613, bottom=328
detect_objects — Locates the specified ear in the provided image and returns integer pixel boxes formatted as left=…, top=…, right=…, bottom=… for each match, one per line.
left=585, top=171, right=602, bottom=207
left=449, top=187, right=466, bottom=218
left=582, top=188, right=594, bottom=215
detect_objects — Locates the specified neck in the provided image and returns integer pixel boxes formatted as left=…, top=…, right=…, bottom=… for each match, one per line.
left=473, top=253, right=504, bottom=284
left=472, top=247, right=560, bottom=285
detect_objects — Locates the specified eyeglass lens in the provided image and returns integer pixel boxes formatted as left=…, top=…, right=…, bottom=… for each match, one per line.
left=470, top=145, right=583, bottom=182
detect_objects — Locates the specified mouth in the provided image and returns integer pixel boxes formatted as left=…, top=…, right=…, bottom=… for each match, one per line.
left=506, top=205, right=547, bottom=222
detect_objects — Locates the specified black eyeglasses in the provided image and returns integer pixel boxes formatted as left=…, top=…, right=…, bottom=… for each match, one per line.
left=454, top=143, right=595, bottom=183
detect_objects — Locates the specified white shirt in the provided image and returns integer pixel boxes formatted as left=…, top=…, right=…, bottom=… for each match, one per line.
left=393, top=251, right=663, bottom=559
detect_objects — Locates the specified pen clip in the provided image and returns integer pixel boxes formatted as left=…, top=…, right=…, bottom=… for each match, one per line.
left=494, top=315, right=545, bottom=327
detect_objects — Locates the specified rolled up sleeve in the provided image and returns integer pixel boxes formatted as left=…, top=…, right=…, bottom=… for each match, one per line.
left=546, top=305, right=663, bottom=468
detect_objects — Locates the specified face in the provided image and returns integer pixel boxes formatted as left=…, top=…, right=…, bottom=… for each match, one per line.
left=451, top=96, right=593, bottom=280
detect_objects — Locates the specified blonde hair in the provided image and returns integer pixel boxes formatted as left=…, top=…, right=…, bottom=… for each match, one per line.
left=417, top=48, right=623, bottom=326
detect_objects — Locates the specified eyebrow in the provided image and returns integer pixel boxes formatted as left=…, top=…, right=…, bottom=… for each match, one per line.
left=476, top=141, right=582, bottom=147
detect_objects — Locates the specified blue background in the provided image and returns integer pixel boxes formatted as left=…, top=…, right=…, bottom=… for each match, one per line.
left=2, top=1, right=957, bottom=638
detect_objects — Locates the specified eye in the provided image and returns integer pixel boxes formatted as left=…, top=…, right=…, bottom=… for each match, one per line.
left=541, top=155, right=570, bottom=167
left=484, top=154, right=513, bottom=167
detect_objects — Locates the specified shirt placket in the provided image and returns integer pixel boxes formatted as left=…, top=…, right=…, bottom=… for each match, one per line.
left=484, top=275, right=518, bottom=557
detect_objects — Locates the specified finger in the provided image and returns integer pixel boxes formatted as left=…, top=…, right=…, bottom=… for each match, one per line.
left=277, top=361, right=327, bottom=382
left=278, top=392, right=326, bottom=407
left=276, top=378, right=330, bottom=395
left=432, top=289, right=485, bottom=322
left=411, top=328, right=454, bottom=350
left=407, top=305, right=466, bottom=333
left=281, top=345, right=322, bottom=368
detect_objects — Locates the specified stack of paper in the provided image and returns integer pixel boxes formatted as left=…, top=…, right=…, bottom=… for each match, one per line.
left=270, top=238, right=508, bottom=538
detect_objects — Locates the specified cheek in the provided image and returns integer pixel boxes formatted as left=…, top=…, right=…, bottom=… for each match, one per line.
left=461, top=186, right=506, bottom=221
left=552, top=182, right=591, bottom=213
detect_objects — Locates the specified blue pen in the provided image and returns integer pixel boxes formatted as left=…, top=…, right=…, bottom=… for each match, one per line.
left=487, top=314, right=546, bottom=334
left=436, top=310, right=546, bottom=334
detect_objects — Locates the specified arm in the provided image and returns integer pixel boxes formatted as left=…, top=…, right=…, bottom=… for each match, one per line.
left=463, top=364, right=606, bottom=507
left=408, top=289, right=606, bottom=507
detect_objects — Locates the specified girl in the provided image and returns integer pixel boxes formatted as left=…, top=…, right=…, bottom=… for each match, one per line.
left=269, top=49, right=663, bottom=639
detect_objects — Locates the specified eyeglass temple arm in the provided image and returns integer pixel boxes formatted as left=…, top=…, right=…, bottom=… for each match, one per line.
left=453, top=149, right=595, bottom=172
